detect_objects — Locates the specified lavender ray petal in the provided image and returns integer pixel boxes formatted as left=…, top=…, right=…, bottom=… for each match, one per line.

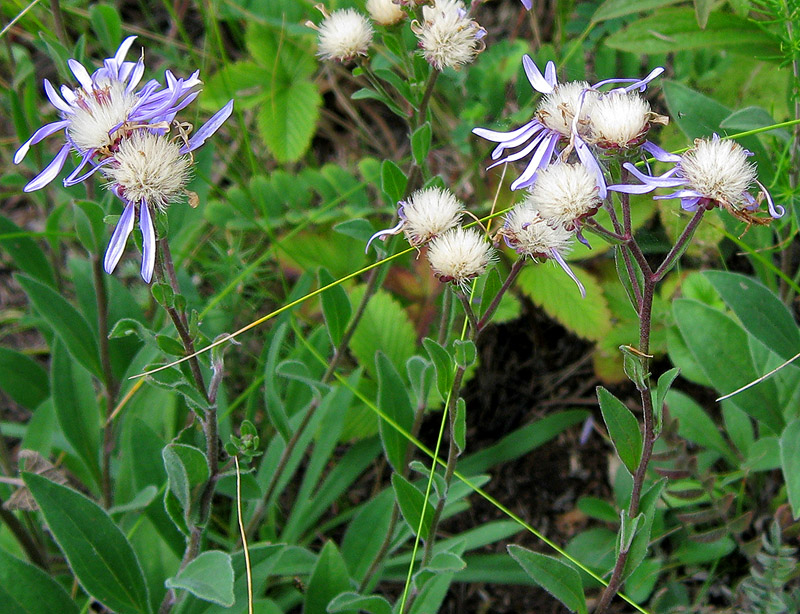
left=125, top=57, right=146, bottom=93
left=166, top=91, right=200, bottom=115
left=365, top=219, right=405, bottom=254
left=550, top=249, right=586, bottom=298
left=641, top=140, right=682, bottom=163
left=64, top=154, right=113, bottom=186
left=755, top=180, right=785, bottom=218
left=607, top=183, right=658, bottom=195
left=491, top=123, right=545, bottom=154
left=520, top=0, right=532, bottom=9
left=60, top=84, right=77, bottom=104
left=544, top=61, right=557, bottom=88
left=67, top=59, right=94, bottom=92
left=622, top=161, right=684, bottom=187
left=510, top=132, right=559, bottom=190
left=523, top=55, right=554, bottom=94
left=44, top=79, right=73, bottom=114
left=680, top=197, right=701, bottom=211
left=139, top=201, right=156, bottom=283
left=653, top=189, right=702, bottom=201
left=473, top=119, right=540, bottom=143
left=180, top=100, right=234, bottom=154
left=114, top=36, right=137, bottom=68
left=23, top=144, right=71, bottom=192
left=14, top=120, right=70, bottom=164
left=103, top=201, right=136, bottom=274
left=487, top=131, right=546, bottom=168
left=575, top=137, right=607, bottom=198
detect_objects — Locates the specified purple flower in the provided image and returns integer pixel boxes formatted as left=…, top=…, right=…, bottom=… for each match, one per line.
left=102, top=101, right=234, bottom=283
left=14, top=36, right=203, bottom=192
left=473, top=55, right=664, bottom=197
left=608, top=135, right=784, bottom=220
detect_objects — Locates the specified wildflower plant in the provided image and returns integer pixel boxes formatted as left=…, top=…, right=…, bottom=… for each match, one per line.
left=3, top=3, right=800, bottom=614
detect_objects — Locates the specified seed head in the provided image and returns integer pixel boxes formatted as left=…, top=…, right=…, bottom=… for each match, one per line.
left=315, top=8, right=373, bottom=62
left=501, top=203, right=573, bottom=257
left=367, top=0, right=405, bottom=25
left=412, top=0, right=486, bottom=71
left=536, top=82, right=596, bottom=138
left=427, top=227, right=494, bottom=288
left=401, top=187, right=464, bottom=245
left=524, top=163, right=600, bottom=228
left=587, top=91, right=660, bottom=149
left=103, top=130, right=191, bottom=211
left=681, top=137, right=757, bottom=208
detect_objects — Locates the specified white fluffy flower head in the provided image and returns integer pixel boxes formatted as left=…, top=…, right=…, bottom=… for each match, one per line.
left=536, top=82, right=596, bottom=138
left=68, top=79, right=139, bottom=153
left=412, top=0, right=486, bottom=70
left=102, top=130, right=191, bottom=211
left=315, top=8, right=373, bottom=61
left=524, top=163, right=600, bottom=228
left=681, top=137, right=757, bottom=208
left=367, top=0, right=405, bottom=25
left=401, top=187, right=464, bottom=245
left=587, top=91, right=661, bottom=148
left=427, top=227, right=494, bottom=289
left=501, top=203, right=573, bottom=257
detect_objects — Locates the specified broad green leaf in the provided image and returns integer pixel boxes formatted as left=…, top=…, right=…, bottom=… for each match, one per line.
left=392, top=473, right=434, bottom=540
left=24, top=473, right=151, bottom=614
left=673, top=299, right=783, bottom=432
left=597, top=387, right=642, bottom=476
left=624, top=557, right=662, bottom=604
left=577, top=497, right=618, bottom=523
left=411, top=122, right=432, bottom=166
left=202, top=61, right=270, bottom=111
left=423, top=337, right=454, bottom=400
left=16, top=274, right=101, bottom=376
left=516, top=264, right=611, bottom=341
left=666, top=390, right=737, bottom=464
left=723, top=405, right=754, bottom=456
left=704, top=271, right=800, bottom=364
left=162, top=443, right=210, bottom=525
left=0, top=347, right=49, bottom=409
left=327, top=593, right=391, bottom=614
left=304, top=541, right=353, bottom=614
left=350, top=287, right=416, bottom=380
left=0, top=214, right=55, bottom=285
left=674, top=535, right=735, bottom=565
left=166, top=551, right=234, bottom=607
left=89, top=4, right=122, bottom=54
left=427, top=551, right=466, bottom=573
left=0, top=548, right=79, bottom=614
left=408, top=569, right=453, bottom=614
left=376, top=353, right=415, bottom=472
left=318, top=267, right=351, bottom=346
left=341, top=490, right=394, bottom=580
left=605, top=9, right=780, bottom=56
left=592, top=0, right=681, bottom=22
left=51, top=340, right=101, bottom=486
left=452, top=339, right=476, bottom=369
left=743, top=437, right=781, bottom=471
left=381, top=159, right=407, bottom=204
left=720, top=107, right=791, bottom=143
left=257, top=80, right=321, bottom=163
left=508, top=545, right=587, bottom=614
left=780, top=419, right=800, bottom=520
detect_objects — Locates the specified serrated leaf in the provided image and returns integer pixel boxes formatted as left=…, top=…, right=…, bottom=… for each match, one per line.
left=605, top=9, right=780, bottom=56
left=597, top=386, right=642, bottom=476
left=507, top=546, right=587, bottom=614
left=16, top=274, right=101, bottom=376
left=516, top=264, right=611, bottom=341
left=392, top=473, right=434, bottom=540
left=166, top=551, right=234, bottom=606
left=257, top=80, right=321, bottom=163
left=318, top=268, right=351, bottom=346
left=23, top=474, right=150, bottom=614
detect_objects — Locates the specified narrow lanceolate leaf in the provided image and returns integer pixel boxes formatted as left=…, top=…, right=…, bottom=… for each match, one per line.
left=392, top=473, right=435, bottom=540
left=0, top=548, right=79, bottom=614
left=0, top=347, right=49, bottom=409
left=23, top=473, right=151, bottom=614
left=318, top=267, right=351, bottom=347
left=304, top=541, right=352, bottom=614
left=165, top=551, right=234, bottom=606
left=780, top=419, right=800, bottom=520
left=507, top=545, right=587, bottom=614
left=0, top=214, right=55, bottom=286
left=597, top=387, right=642, bottom=476
left=16, top=274, right=101, bottom=376
left=376, top=352, right=415, bottom=472
left=380, top=159, right=407, bottom=204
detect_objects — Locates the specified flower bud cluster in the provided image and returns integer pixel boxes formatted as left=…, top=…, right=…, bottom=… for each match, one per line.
left=14, top=37, right=234, bottom=283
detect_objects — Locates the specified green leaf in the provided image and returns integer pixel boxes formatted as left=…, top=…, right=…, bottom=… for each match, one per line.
left=162, top=443, right=210, bottom=525
left=704, top=271, right=800, bottom=364
left=597, top=386, right=642, bottom=475
left=666, top=390, right=737, bottom=464
left=591, top=0, right=681, bottom=22
left=452, top=339, right=476, bottom=369
left=517, top=264, right=611, bottom=341
left=0, top=548, right=79, bottom=614
left=381, top=159, right=407, bottom=204
left=341, top=490, right=394, bottom=581
left=673, top=299, right=784, bottom=432
left=89, top=4, right=122, bottom=54
left=721, top=107, right=790, bottom=142
left=350, top=287, right=416, bottom=380
left=305, top=542, right=353, bottom=614
left=166, top=551, right=234, bottom=607
left=507, top=545, right=587, bottom=614
left=0, top=214, right=55, bottom=286
left=376, top=352, right=415, bottom=472
left=257, top=80, right=321, bottom=163
left=427, top=551, right=466, bottom=573
left=23, top=473, right=151, bottom=614
left=318, top=268, right=352, bottom=347
left=327, top=593, right=391, bottom=614
left=51, top=340, right=101, bottom=486
left=392, top=473, right=435, bottom=540
left=16, top=274, right=101, bottom=376
left=743, top=436, right=781, bottom=471
left=0, top=347, right=49, bottom=409
left=780, top=419, right=800, bottom=520
left=693, top=0, right=712, bottom=28
left=453, top=397, right=466, bottom=453
left=652, top=367, right=680, bottom=435
left=411, top=122, right=432, bottom=166
left=423, top=337, right=454, bottom=400
left=604, top=9, right=780, bottom=56
left=264, top=322, right=292, bottom=441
